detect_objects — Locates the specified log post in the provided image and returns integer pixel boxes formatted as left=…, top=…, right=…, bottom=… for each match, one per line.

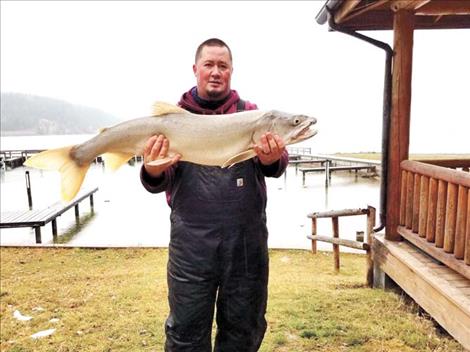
left=426, top=177, right=438, bottom=242
left=405, top=171, right=414, bottom=229
left=412, top=173, right=421, bottom=233
left=443, top=183, right=458, bottom=253
left=465, top=191, right=470, bottom=265
left=435, top=180, right=447, bottom=248
left=454, top=185, right=468, bottom=259
left=418, top=175, right=429, bottom=237
left=332, top=216, right=340, bottom=272
left=386, top=9, right=414, bottom=241
left=311, top=217, right=317, bottom=254
left=400, top=170, right=407, bottom=225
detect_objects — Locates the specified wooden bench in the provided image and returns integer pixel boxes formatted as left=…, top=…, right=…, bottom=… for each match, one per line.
left=299, top=165, right=377, bottom=185
left=0, top=187, right=98, bottom=243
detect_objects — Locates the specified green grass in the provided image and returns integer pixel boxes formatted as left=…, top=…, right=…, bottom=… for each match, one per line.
left=0, top=248, right=464, bottom=351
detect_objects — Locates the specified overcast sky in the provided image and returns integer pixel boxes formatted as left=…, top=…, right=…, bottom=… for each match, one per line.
left=1, top=1, right=469, bottom=153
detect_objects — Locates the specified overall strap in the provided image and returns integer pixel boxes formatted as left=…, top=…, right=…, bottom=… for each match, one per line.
left=236, top=99, right=246, bottom=112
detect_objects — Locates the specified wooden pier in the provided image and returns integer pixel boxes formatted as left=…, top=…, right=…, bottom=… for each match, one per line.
left=300, top=164, right=377, bottom=186
left=286, top=148, right=380, bottom=186
left=0, top=187, right=98, bottom=243
left=0, top=149, right=144, bottom=169
left=289, top=159, right=328, bottom=175
left=2, top=156, right=25, bottom=169
left=1, top=149, right=44, bottom=170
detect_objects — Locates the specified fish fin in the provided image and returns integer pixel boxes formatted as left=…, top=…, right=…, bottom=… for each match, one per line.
left=102, top=152, right=135, bottom=171
left=152, top=102, right=187, bottom=116
left=221, top=150, right=257, bottom=168
left=24, top=146, right=75, bottom=170
left=98, top=127, right=108, bottom=133
left=146, top=157, right=174, bottom=168
left=60, top=160, right=90, bottom=202
left=24, top=146, right=90, bottom=202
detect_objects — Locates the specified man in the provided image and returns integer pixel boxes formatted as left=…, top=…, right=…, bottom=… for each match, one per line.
left=140, top=38, right=288, bottom=351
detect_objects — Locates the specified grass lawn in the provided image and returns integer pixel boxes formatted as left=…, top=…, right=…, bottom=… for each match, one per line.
left=0, top=248, right=464, bottom=352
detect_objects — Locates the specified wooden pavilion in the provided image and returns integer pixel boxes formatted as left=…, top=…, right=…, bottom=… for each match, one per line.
left=315, top=0, right=470, bottom=349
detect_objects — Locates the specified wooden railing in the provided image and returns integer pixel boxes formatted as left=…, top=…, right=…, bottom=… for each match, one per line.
left=307, top=206, right=376, bottom=287
left=398, top=160, right=470, bottom=279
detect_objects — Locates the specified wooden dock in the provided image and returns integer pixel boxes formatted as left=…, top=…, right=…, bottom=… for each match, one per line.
left=300, top=164, right=377, bottom=186
left=0, top=149, right=144, bottom=169
left=285, top=148, right=381, bottom=185
left=0, top=187, right=98, bottom=243
left=288, top=159, right=327, bottom=175
left=4, top=156, right=26, bottom=169
left=1, top=149, right=44, bottom=170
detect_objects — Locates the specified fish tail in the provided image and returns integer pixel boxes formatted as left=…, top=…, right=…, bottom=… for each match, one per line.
left=24, top=146, right=90, bottom=202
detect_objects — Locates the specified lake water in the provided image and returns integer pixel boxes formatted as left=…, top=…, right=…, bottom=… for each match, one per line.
left=0, top=135, right=381, bottom=251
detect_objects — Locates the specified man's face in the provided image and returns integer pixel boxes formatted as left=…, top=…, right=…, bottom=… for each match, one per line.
left=193, top=45, right=233, bottom=101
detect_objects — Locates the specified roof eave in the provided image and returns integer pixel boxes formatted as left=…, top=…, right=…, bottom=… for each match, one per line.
left=315, top=0, right=343, bottom=25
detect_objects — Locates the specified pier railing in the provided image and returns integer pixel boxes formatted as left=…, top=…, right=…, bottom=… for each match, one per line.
left=398, top=159, right=470, bottom=280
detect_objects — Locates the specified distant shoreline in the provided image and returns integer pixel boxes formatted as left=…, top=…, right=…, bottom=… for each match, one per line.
left=1, top=130, right=39, bottom=137
left=334, top=152, right=470, bottom=160
left=1, top=131, right=95, bottom=137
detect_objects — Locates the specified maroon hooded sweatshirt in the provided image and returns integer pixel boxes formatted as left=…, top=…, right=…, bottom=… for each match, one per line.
left=140, top=87, right=289, bottom=204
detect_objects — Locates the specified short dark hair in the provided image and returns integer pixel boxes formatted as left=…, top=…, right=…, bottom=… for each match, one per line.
left=195, top=38, right=233, bottom=63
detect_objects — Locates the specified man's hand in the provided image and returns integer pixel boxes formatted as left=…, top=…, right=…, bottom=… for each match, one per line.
left=254, top=132, right=286, bottom=166
left=143, top=134, right=181, bottom=178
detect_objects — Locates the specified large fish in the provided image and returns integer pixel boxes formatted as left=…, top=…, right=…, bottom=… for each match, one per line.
left=24, top=102, right=317, bottom=201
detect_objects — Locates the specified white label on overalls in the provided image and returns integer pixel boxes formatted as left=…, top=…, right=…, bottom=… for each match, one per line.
left=237, top=178, right=244, bottom=187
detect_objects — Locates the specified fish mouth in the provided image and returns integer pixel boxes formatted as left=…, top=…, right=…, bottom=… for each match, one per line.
left=293, top=120, right=317, bottom=142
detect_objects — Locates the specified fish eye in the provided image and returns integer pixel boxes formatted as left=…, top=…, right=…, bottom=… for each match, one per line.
left=293, top=118, right=300, bottom=125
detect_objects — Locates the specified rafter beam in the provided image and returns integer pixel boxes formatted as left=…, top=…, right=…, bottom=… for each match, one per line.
left=416, top=0, right=470, bottom=15
left=334, top=0, right=362, bottom=24
left=341, top=0, right=390, bottom=24
left=391, top=0, right=431, bottom=12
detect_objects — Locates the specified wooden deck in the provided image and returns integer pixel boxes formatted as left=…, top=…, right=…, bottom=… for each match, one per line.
left=373, top=233, right=470, bottom=350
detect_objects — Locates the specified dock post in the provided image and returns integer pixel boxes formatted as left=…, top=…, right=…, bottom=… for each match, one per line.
left=25, top=171, right=33, bottom=210
left=34, top=227, right=42, bottom=243
left=325, top=160, right=330, bottom=186
left=90, top=194, right=95, bottom=212
left=52, top=219, right=58, bottom=241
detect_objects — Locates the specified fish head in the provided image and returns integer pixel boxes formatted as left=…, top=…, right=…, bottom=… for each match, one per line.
left=254, top=110, right=317, bottom=146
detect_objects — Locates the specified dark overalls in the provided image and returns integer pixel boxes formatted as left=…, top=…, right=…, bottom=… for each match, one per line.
left=165, top=160, right=269, bottom=351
